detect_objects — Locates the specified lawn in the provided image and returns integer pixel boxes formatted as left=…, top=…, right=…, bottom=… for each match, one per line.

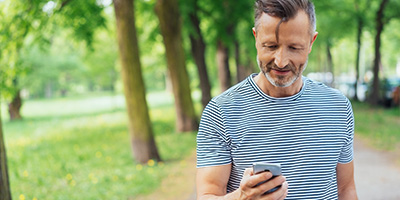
left=1, top=92, right=197, bottom=200
left=352, top=101, right=400, bottom=151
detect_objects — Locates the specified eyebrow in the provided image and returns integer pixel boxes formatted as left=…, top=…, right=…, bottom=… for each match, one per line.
left=261, top=41, right=277, bottom=45
left=261, top=41, right=305, bottom=48
left=289, top=43, right=306, bottom=48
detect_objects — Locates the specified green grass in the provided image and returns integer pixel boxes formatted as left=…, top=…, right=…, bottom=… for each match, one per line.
left=352, top=101, right=400, bottom=151
left=2, top=91, right=197, bottom=200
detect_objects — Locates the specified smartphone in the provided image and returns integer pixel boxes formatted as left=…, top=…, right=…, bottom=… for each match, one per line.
left=252, top=162, right=282, bottom=194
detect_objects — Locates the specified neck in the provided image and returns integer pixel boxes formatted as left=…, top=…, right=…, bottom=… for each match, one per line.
left=254, top=72, right=303, bottom=98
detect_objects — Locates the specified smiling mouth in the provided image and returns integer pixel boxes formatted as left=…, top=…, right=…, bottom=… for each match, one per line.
left=272, top=69, right=291, bottom=75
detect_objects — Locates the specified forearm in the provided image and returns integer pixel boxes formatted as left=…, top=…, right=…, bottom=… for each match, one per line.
left=338, top=186, right=358, bottom=200
left=337, top=161, right=357, bottom=200
left=197, top=190, right=239, bottom=200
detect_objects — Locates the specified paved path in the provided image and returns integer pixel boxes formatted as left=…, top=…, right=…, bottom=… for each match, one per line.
left=354, top=138, right=400, bottom=200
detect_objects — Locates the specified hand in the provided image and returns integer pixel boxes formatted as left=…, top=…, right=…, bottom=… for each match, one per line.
left=236, top=168, right=288, bottom=200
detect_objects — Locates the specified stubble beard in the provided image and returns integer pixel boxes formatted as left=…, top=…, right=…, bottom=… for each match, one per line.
left=257, top=56, right=307, bottom=88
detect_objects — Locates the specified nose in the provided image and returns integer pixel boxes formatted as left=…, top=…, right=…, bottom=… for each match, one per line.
left=274, top=48, right=289, bottom=68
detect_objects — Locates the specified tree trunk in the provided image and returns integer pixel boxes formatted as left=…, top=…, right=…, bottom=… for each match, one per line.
left=8, top=90, right=22, bottom=120
left=217, top=40, right=231, bottom=92
left=188, top=0, right=212, bottom=109
left=0, top=99, right=12, bottom=200
left=370, top=0, right=389, bottom=105
left=326, top=42, right=334, bottom=87
left=113, top=0, right=160, bottom=164
left=235, top=41, right=248, bottom=83
left=354, top=17, right=363, bottom=101
left=155, top=0, right=198, bottom=132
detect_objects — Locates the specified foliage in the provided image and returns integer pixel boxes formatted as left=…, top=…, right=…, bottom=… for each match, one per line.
left=2, top=92, right=196, bottom=199
left=135, top=0, right=167, bottom=92
left=82, top=29, right=119, bottom=92
left=19, top=39, right=87, bottom=98
left=0, top=0, right=40, bottom=99
left=0, top=0, right=107, bottom=100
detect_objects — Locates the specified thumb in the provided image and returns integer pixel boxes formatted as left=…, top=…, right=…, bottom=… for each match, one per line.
left=243, top=167, right=254, bottom=177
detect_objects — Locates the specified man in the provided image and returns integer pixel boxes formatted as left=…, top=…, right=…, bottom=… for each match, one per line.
left=196, top=0, right=358, bottom=199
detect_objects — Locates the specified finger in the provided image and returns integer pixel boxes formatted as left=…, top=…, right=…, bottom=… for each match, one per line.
left=243, top=168, right=253, bottom=177
left=277, top=181, right=289, bottom=200
left=246, top=171, right=273, bottom=189
left=240, top=168, right=256, bottom=189
left=259, top=180, right=287, bottom=200
left=256, top=175, right=285, bottom=196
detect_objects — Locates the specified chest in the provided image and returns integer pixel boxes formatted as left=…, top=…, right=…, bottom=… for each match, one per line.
left=224, top=103, right=348, bottom=168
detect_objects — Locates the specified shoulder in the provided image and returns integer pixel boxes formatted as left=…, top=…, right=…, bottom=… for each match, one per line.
left=212, top=75, right=255, bottom=106
left=305, top=78, right=350, bottom=103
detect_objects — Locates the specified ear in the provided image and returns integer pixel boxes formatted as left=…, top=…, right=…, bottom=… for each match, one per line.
left=309, top=32, right=318, bottom=53
left=252, top=27, right=257, bottom=38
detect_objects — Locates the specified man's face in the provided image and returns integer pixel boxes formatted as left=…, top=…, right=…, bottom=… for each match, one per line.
left=254, top=10, right=317, bottom=88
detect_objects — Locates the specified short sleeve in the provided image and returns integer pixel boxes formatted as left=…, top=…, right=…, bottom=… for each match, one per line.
left=338, top=99, right=354, bottom=164
left=196, top=100, right=232, bottom=168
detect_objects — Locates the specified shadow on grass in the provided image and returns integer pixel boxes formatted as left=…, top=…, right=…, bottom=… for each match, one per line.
left=5, top=107, right=126, bottom=123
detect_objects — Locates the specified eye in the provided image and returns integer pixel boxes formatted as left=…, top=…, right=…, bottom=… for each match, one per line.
left=289, top=46, right=304, bottom=51
left=266, top=45, right=278, bottom=49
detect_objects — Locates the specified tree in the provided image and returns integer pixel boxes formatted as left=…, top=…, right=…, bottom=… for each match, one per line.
left=155, top=0, right=198, bottom=132
left=186, top=0, right=212, bottom=109
left=8, top=88, right=22, bottom=120
left=197, top=0, right=254, bottom=91
left=113, top=0, right=161, bottom=163
left=353, top=0, right=372, bottom=101
left=216, top=39, right=232, bottom=92
left=214, top=0, right=235, bottom=92
left=0, top=0, right=33, bottom=121
left=1, top=0, right=106, bottom=119
left=0, top=100, right=11, bottom=200
left=370, top=0, right=389, bottom=105
left=312, top=0, right=355, bottom=86
left=369, top=0, right=400, bottom=105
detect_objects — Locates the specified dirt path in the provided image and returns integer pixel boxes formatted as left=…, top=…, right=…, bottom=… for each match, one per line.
left=135, top=151, right=197, bottom=200
left=135, top=137, right=400, bottom=200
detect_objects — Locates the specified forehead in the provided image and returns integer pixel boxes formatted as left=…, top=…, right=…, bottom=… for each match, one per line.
left=257, top=10, right=311, bottom=44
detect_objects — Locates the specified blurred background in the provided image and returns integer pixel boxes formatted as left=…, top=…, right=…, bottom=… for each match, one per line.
left=0, top=0, right=399, bottom=199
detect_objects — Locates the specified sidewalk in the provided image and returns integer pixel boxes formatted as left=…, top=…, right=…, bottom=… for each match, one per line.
left=354, top=138, right=400, bottom=200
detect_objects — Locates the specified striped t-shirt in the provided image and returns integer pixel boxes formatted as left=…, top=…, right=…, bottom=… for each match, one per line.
left=197, top=74, right=354, bottom=199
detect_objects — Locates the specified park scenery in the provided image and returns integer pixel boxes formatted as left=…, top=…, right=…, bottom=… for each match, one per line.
left=1, top=0, right=400, bottom=199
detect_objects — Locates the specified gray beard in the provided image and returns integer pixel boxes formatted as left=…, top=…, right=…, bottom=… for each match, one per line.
left=256, top=56, right=307, bottom=88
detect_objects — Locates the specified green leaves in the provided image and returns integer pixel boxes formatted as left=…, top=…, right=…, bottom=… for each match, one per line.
left=0, top=0, right=107, bottom=99
left=56, top=0, right=106, bottom=46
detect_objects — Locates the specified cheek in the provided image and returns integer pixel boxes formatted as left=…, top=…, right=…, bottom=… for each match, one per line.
left=290, top=53, right=308, bottom=66
left=256, top=48, right=273, bottom=61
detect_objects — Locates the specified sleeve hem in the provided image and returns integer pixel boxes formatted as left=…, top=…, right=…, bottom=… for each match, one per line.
left=197, top=161, right=232, bottom=169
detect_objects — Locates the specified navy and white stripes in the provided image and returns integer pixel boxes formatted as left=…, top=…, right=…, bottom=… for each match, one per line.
left=197, top=74, right=354, bottom=199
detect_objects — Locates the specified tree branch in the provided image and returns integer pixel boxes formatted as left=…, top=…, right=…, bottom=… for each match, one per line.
left=60, top=0, right=73, bottom=10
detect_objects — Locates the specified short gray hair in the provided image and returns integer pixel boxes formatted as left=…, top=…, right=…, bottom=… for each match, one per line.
left=254, top=0, right=316, bottom=40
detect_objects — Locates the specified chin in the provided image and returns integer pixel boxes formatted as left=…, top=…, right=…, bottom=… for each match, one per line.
left=265, top=73, right=299, bottom=88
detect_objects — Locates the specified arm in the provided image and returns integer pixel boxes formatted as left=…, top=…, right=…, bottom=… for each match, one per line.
left=337, top=161, right=358, bottom=200
left=196, top=164, right=235, bottom=200
left=196, top=164, right=288, bottom=200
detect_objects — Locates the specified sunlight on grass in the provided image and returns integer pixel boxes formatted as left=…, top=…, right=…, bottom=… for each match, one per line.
left=3, top=92, right=196, bottom=199
left=353, top=101, right=400, bottom=151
